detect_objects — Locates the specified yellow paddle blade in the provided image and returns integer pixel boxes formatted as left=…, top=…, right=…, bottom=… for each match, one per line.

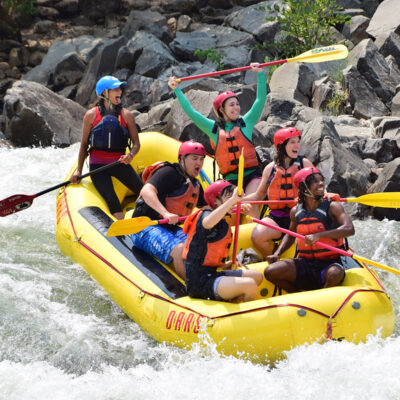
left=346, top=192, right=400, bottom=208
left=237, top=148, right=244, bottom=196
left=287, top=44, right=348, bottom=64
left=107, top=216, right=156, bottom=237
left=352, top=254, right=400, bottom=276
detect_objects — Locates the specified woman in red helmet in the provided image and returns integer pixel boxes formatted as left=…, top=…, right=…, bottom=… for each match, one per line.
left=183, top=180, right=262, bottom=302
left=264, top=168, right=354, bottom=293
left=245, top=127, right=314, bottom=259
left=168, top=64, right=266, bottom=216
left=130, top=141, right=208, bottom=279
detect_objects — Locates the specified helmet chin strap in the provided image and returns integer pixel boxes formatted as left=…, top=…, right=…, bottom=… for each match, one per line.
left=303, top=182, right=323, bottom=201
left=99, top=90, right=114, bottom=111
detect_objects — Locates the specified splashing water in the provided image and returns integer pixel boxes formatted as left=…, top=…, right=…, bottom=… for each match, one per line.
left=1, top=145, right=400, bottom=399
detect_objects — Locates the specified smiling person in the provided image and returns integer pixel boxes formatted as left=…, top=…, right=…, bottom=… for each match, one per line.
left=168, top=63, right=266, bottom=217
left=264, top=168, right=355, bottom=293
left=246, top=127, right=314, bottom=259
left=70, top=75, right=143, bottom=220
left=129, top=141, right=208, bottom=279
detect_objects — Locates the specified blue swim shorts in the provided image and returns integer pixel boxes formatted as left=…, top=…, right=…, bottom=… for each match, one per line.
left=130, top=225, right=187, bottom=264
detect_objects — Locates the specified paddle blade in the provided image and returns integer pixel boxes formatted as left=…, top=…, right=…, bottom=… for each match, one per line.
left=107, top=216, right=155, bottom=237
left=345, top=192, right=400, bottom=208
left=352, top=254, right=400, bottom=276
left=288, top=44, right=348, bottom=64
left=0, top=194, right=35, bottom=217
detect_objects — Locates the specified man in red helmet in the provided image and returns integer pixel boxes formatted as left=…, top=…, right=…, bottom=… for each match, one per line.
left=129, top=141, right=208, bottom=279
left=264, top=167, right=355, bottom=293
left=183, top=180, right=262, bottom=302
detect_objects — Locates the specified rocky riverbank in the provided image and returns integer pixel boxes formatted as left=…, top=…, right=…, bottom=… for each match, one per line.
left=1, top=0, right=400, bottom=220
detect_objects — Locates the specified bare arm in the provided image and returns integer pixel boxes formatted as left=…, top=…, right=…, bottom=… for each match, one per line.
left=70, top=108, right=96, bottom=183
left=305, top=202, right=354, bottom=245
left=202, top=187, right=241, bottom=230
left=140, top=183, right=179, bottom=224
left=120, top=108, right=140, bottom=165
left=243, top=162, right=273, bottom=201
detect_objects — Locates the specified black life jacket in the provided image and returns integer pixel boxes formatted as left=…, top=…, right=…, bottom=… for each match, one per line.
left=88, top=105, right=129, bottom=153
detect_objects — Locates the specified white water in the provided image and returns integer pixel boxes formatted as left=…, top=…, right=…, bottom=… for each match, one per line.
left=1, top=144, right=400, bottom=400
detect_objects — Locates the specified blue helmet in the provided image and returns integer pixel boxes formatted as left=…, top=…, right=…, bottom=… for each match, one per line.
left=95, top=76, right=127, bottom=96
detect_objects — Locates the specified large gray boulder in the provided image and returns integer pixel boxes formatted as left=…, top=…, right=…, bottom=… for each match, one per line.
left=24, top=36, right=108, bottom=88
left=366, top=0, right=400, bottom=40
left=300, top=117, right=371, bottom=196
left=3, top=81, right=85, bottom=147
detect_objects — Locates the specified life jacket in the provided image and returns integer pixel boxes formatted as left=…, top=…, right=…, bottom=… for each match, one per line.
left=295, top=199, right=345, bottom=260
left=182, top=209, right=232, bottom=267
left=141, top=161, right=200, bottom=217
left=211, top=120, right=258, bottom=176
left=267, top=156, right=303, bottom=210
left=88, top=105, right=129, bottom=153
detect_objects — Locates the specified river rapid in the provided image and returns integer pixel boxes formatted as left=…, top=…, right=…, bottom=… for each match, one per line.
left=1, top=144, right=400, bottom=400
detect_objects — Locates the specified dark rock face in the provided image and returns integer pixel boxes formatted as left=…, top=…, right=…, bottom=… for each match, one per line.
left=1, top=0, right=400, bottom=220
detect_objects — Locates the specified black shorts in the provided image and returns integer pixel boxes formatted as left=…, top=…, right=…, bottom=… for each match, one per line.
left=185, top=263, right=243, bottom=300
left=293, top=258, right=345, bottom=291
left=267, top=213, right=291, bottom=230
left=226, top=168, right=262, bottom=191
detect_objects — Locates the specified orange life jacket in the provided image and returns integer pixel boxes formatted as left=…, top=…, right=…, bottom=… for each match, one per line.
left=142, top=161, right=200, bottom=217
left=211, top=120, right=258, bottom=176
left=182, top=209, right=232, bottom=267
left=295, top=199, right=344, bottom=260
left=267, top=157, right=303, bottom=210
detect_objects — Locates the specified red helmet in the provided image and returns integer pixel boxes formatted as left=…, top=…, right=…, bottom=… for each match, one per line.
left=178, top=141, right=206, bottom=159
left=204, top=180, right=232, bottom=208
left=294, top=167, right=322, bottom=189
left=273, top=127, right=301, bottom=148
left=213, top=91, right=238, bottom=116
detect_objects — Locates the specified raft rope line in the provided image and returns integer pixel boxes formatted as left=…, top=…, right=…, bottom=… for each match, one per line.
left=61, top=190, right=388, bottom=339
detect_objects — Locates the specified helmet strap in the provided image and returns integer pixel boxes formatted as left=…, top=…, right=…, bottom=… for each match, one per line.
left=303, top=181, right=323, bottom=201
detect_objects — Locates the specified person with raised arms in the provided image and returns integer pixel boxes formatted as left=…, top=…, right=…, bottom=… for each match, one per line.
left=264, top=167, right=355, bottom=293
left=168, top=63, right=266, bottom=217
left=245, top=127, right=314, bottom=259
left=70, top=75, right=143, bottom=220
left=129, top=141, right=207, bottom=279
left=183, top=180, right=262, bottom=302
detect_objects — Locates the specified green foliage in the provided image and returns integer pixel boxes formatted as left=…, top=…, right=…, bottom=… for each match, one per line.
left=326, top=86, right=348, bottom=116
left=264, top=56, right=280, bottom=83
left=194, top=48, right=225, bottom=71
left=266, top=0, right=350, bottom=58
left=1, top=0, right=37, bottom=16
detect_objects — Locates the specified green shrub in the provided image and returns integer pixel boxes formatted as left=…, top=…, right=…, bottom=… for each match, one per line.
left=265, top=0, right=350, bottom=58
left=1, top=0, right=37, bottom=16
left=194, top=48, right=225, bottom=71
left=326, top=86, right=348, bottom=116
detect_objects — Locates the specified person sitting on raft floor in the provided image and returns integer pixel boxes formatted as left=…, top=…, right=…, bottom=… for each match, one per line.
left=129, top=141, right=207, bottom=280
left=183, top=180, right=262, bottom=302
left=168, top=63, right=266, bottom=217
left=70, top=75, right=143, bottom=220
left=264, top=167, right=355, bottom=293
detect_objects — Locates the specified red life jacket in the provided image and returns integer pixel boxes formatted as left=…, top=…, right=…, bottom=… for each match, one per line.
left=182, top=209, right=232, bottom=267
left=267, top=157, right=303, bottom=210
left=142, top=162, right=200, bottom=217
left=295, top=199, right=345, bottom=260
left=211, top=120, right=258, bottom=176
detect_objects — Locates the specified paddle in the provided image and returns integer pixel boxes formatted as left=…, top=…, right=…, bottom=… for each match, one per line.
left=0, top=160, right=121, bottom=217
left=107, top=215, right=188, bottom=237
left=248, top=216, right=400, bottom=276
left=246, top=192, right=400, bottom=208
left=231, top=148, right=244, bottom=267
left=177, top=44, right=348, bottom=82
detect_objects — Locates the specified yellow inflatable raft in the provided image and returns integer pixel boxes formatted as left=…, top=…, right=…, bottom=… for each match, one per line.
left=56, top=131, right=395, bottom=362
